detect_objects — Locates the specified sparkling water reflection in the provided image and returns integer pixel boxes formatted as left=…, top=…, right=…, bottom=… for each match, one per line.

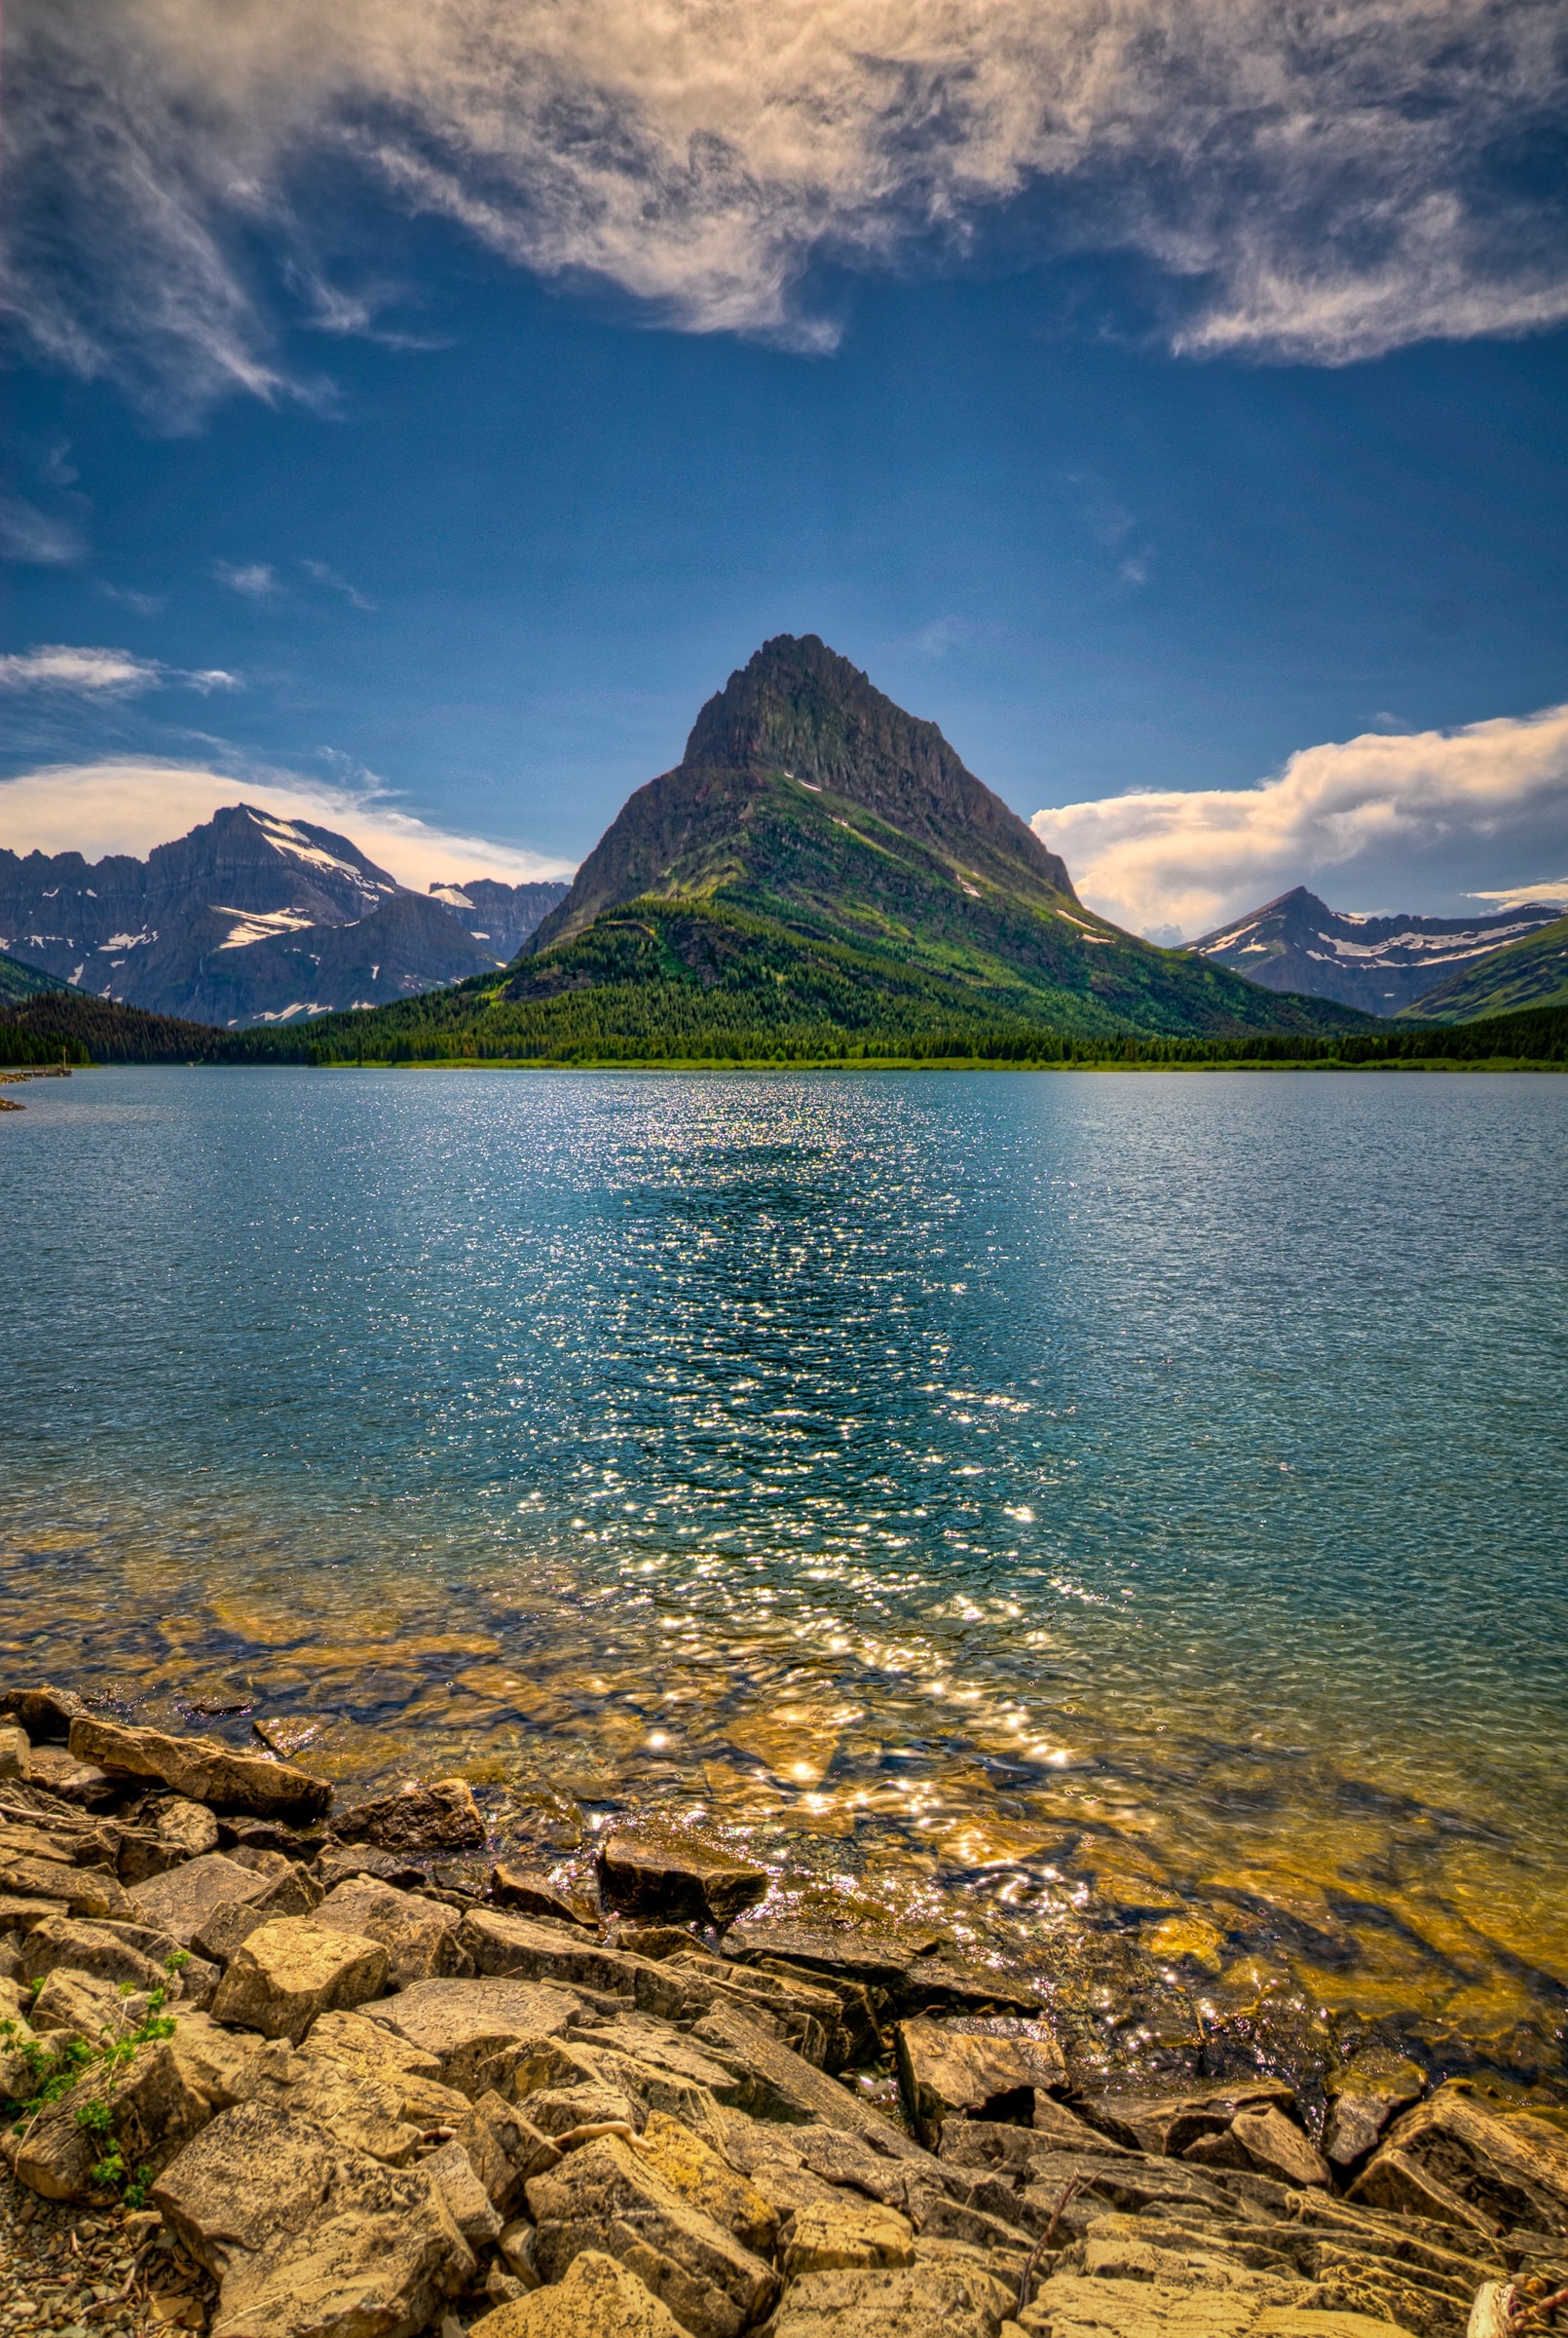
left=4, top=1066, right=1566, bottom=2082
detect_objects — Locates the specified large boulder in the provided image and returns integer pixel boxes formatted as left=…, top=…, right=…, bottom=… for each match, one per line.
left=459, top=1906, right=669, bottom=2003
left=68, top=1716, right=331, bottom=1822
left=525, top=2130, right=779, bottom=2338
left=14, top=2033, right=216, bottom=2202
left=359, top=1974, right=579, bottom=2097
left=209, top=1916, right=389, bottom=2044
left=0, top=1849, right=132, bottom=1921
left=19, top=1913, right=169, bottom=1994
left=314, top=1877, right=468, bottom=1989
left=599, top=1831, right=769, bottom=1933
left=894, top=2017, right=1066, bottom=2148
left=782, top=2200, right=916, bottom=2277
left=478, top=2249, right=686, bottom=2338
left=193, top=1863, right=324, bottom=1967
left=634, top=2109, right=779, bottom=2254
left=332, top=1778, right=484, bottom=1853
left=152, top=2094, right=475, bottom=2338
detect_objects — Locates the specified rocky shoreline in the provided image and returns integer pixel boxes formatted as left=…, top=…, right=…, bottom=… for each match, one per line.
left=1, top=1687, right=1565, bottom=2338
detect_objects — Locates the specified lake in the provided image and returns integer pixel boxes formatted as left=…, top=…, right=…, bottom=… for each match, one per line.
left=5, top=1064, right=1565, bottom=2092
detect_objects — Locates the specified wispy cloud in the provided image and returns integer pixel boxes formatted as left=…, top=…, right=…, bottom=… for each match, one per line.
left=0, top=756, right=575, bottom=889
left=212, top=559, right=279, bottom=599
left=4, top=1, right=1565, bottom=417
left=98, top=584, right=167, bottom=618
left=0, top=488, right=87, bottom=565
left=1033, top=703, right=1568, bottom=937
left=0, top=644, right=240, bottom=695
left=302, top=558, right=374, bottom=611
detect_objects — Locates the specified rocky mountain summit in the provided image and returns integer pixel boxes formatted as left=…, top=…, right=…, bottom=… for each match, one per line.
left=0, top=807, right=567, bottom=1028
left=2, top=1688, right=1564, bottom=2338
left=1190, top=888, right=1562, bottom=1017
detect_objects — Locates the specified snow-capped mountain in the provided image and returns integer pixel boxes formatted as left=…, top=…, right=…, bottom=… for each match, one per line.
left=1189, top=886, right=1564, bottom=1014
left=0, top=804, right=568, bottom=1026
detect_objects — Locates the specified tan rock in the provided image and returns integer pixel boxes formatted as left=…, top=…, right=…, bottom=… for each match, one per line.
left=28, top=1965, right=145, bottom=2050
left=526, top=2130, right=779, bottom=2338
left=0, top=1852, right=133, bottom=1920
left=423, top=2135, right=504, bottom=2246
left=1350, top=2082, right=1568, bottom=2236
left=296, top=2004, right=474, bottom=2130
left=1018, top=2275, right=1260, bottom=2338
left=492, top=1863, right=597, bottom=1928
left=160, top=1797, right=222, bottom=1860
left=895, top=2017, right=1066, bottom=2147
left=783, top=2199, right=916, bottom=2276
left=15, top=2035, right=216, bottom=2202
left=773, top=2262, right=1018, bottom=2338
left=0, top=1723, right=30, bottom=1779
left=209, top=1915, right=389, bottom=2044
left=1252, top=2318, right=1411, bottom=2337
left=635, top=2108, right=778, bottom=2253
left=69, top=1715, right=331, bottom=1822
left=231, top=2036, right=424, bottom=2165
left=19, top=1913, right=168, bottom=1994
left=1185, top=2103, right=1331, bottom=2188
left=460, top=1905, right=663, bottom=2001
left=333, top=1776, right=484, bottom=1852
left=315, top=1876, right=467, bottom=1989
left=452, top=2088, right=562, bottom=2212
left=0, top=1684, right=87, bottom=1740
left=360, top=1973, right=579, bottom=2096
left=692, top=2000, right=932, bottom=2162
left=130, top=1853, right=277, bottom=1947
left=1322, top=2057, right=1425, bottom=2168
left=151, top=2094, right=474, bottom=2338
left=478, top=2248, right=687, bottom=2337
left=1077, top=2080, right=1297, bottom=2158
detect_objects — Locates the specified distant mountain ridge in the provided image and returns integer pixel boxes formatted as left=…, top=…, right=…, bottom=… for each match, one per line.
left=1190, top=886, right=1563, bottom=1016
left=0, top=805, right=568, bottom=1026
left=1397, top=910, right=1568, bottom=1022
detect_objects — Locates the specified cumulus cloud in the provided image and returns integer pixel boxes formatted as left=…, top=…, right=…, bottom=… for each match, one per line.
left=0, top=644, right=239, bottom=694
left=0, top=757, right=576, bottom=889
left=3, top=0, right=1564, bottom=416
left=1032, top=703, right=1568, bottom=938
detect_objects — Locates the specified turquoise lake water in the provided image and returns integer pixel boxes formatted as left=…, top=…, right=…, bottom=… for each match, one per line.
left=4, top=1066, right=1565, bottom=2083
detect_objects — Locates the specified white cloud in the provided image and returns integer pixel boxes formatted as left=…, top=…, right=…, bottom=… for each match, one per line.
left=0, top=644, right=239, bottom=694
left=1032, top=703, right=1568, bottom=938
left=213, top=559, right=279, bottom=599
left=0, top=757, right=576, bottom=889
left=1472, top=878, right=1568, bottom=910
left=4, top=0, right=1564, bottom=415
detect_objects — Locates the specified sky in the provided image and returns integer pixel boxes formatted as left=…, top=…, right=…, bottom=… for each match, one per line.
left=2, top=0, right=1566, bottom=938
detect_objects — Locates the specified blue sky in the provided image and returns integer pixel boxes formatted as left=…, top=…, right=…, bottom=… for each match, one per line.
left=3, top=0, right=1566, bottom=934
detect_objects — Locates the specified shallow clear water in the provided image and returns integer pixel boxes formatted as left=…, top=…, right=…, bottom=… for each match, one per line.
left=4, top=1066, right=1565, bottom=2082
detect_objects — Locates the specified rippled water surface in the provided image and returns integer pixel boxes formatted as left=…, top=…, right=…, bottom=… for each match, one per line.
left=4, top=1066, right=1565, bottom=2082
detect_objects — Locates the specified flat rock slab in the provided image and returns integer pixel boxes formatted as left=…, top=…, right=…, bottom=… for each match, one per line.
left=599, top=1830, right=769, bottom=1932
left=691, top=2002, right=933, bottom=2168
left=130, top=1852, right=277, bottom=1947
left=19, top=1912, right=170, bottom=1993
left=209, top=1914, right=389, bottom=2043
left=333, top=1776, right=484, bottom=1852
left=1350, top=2082, right=1568, bottom=2235
left=361, top=1974, right=579, bottom=2096
left=69, top=1715, right=331, bottom=1822
left=1079, top=2081, right=1297, bottom=2158
left=492, top=1862, right=598, bottom=1929
left=772, top=2261, right=1017, bottom=2338
left=1322, top=2057, right=1429, bottom=2169
left=895, top=2017, right=1066, bottom=2147
left=479, top=2248, right=686, bottom=2338
left=461, top=1905, right=667, bottom=2002
left=1186, top=2104, right=1331, bottom=2189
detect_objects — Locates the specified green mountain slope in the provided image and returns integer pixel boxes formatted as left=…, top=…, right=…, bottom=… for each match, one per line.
left=1395, top=913, right=1568, bottom=1022
left=508, top=635, right=1363, bottom=1045
left=0, top=952, right=68, bottom=1005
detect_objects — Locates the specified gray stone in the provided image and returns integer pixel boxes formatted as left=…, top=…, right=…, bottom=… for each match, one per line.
left=68, top=1715, right=331, bottom=1822
left=895, top=2017, right=1067, bottom=2147
left=151, top=2094, right=475, bottom=2338
left=359, top=1973, right=579, bottom=2096
left=333, top=1776, right=484, bottom=1852
left=208, top=1914, right=389, bottom=2043
left=598, top=1830, right=769, bottom=1933
left=129, top=1851, right=276, bottom=1947
left=315, top=1875, right=468, bottom=1989
left=525, top=2129, right=779, bottom=2338
left=1323, top=2056, right=1427, bottom=2169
